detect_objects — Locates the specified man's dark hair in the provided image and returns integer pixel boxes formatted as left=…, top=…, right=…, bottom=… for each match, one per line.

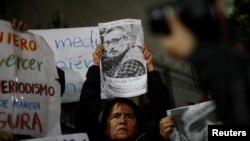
left=101, top=98, right=145, bottom=139
left=101, top=26, right=126, bottom=45
left=106, top=26, right=125, bottom=35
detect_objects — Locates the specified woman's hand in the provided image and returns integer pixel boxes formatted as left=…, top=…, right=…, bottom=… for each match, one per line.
left=142, top=46, right=154, bottom=72
left=160, top=116, right=176, bottom=141
left=11, top=18, right=27, bottom=32
left=93, top=45, right=104, bottom=66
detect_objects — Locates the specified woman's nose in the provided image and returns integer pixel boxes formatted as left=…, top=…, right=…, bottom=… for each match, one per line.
left=119, top=115, right=127, bottom=123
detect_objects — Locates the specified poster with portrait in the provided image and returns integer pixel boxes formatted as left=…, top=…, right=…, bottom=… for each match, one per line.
left=98, top=19, right=147, bottom=98
left=167, top=101, right=222, bottom=141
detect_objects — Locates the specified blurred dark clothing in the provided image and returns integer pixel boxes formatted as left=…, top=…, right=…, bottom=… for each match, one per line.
left=190, top=42, right=250, bottom=124
left=56, top=67, right=65, bottom=96
left=75, top=65, right=170, bottom=141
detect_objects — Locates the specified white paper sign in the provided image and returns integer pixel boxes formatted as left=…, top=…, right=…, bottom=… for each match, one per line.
left=22, top=133, right=89, bottom=141
left=0, top=20, right=61, bottom=137
left=30, top=27, right=101, bottom=102
left=99, top=19, right=147, bottom=97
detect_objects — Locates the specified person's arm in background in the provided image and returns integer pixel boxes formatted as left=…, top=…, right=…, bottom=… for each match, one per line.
left=142, top=47, right=174, bottom=140
left=75, top=45, right=104, bottom=140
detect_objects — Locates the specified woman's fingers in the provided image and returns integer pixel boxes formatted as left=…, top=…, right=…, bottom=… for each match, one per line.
left=17, top=20, right=24, bottom=31
left=160, top=116, right=176, bottom=128
left=163, top=126, right=174, bottom=135
left=95, top=45, right=104, bottom=56
left=160, top=116, right=175, bottom=141
left=161, top=122, right=176, bottom=130
left=21, top=23, right=27, bottom=32
left=11, top=19, right=27, bottom=32
left=93, top=45, right=105, bottom=66
left=147, top=55, right=153, bottom=63
left=142, top=48, right=151, bottom=59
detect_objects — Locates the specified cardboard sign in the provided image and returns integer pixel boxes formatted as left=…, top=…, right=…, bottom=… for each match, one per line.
left=0, top=20, right=61, bottom=137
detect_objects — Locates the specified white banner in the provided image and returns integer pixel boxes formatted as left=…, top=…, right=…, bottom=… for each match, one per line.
left=30, top=27, right=101, bottom=102
left=22, top=133, right=89, bottom=141
left=0, top=20, right=61, bottom=137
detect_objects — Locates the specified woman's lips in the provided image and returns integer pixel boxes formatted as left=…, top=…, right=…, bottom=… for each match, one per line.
left=117, top=127, right=128, bottom=132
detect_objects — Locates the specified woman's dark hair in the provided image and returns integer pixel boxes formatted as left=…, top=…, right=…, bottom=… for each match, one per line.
left=101, top=98, right=145, bottom=139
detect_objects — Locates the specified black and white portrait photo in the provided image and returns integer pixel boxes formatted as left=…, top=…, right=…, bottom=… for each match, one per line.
left=168, top=101, right=222, bottom=141
left=100, top=24, right=146, bottom=78
left=99, top=19, right=147, bottom=97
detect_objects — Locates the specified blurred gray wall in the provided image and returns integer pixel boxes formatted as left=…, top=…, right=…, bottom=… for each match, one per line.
left=3, top=0, right=204, bottom=107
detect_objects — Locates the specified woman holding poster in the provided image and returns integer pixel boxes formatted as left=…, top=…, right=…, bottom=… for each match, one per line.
left=75, top=45, right=170, bottom=141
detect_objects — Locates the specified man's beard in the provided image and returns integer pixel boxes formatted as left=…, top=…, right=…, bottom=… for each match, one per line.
left=102, top=48, right=130, bottom=77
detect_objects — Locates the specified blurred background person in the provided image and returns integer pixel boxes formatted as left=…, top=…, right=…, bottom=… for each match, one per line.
left=148, top=1, right=250, bottom=140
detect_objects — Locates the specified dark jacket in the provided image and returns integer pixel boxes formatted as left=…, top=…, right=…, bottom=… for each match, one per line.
left=75, top=65, right=170, bottom=141
left=190, top=42, right=250, bottom=124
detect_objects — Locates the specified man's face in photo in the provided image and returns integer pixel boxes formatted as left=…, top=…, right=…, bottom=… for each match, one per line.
left=104, top=29, right=128, bottom=58
left=182, top=106, right=220, bottom=141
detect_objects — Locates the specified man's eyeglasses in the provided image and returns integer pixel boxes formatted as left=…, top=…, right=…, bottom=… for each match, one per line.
left=103, top=36, right=127, bottom=47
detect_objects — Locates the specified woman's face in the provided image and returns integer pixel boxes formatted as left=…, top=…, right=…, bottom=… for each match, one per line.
left=106, top=103, right=138, bottom=141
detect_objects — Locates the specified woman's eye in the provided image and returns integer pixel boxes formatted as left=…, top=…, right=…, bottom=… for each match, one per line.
left=112, top=114, right=120, bottom=118
left=127, top=114, right=135, bottom=119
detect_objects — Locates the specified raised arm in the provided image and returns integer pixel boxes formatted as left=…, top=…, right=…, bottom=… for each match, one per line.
left=142, top=46, right=170, bottom=116
left=142, top=46, right=171, bottom=140
left=75, top=45, right=104, bottom=140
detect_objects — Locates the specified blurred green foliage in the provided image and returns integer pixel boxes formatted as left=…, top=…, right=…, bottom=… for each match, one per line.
left=229, top=0, right=250, bottom=50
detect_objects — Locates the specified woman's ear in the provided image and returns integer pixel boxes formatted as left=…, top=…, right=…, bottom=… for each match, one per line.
left=106, top=122, right=110, bottom=136
left=106, top=128, right=109, bottom=136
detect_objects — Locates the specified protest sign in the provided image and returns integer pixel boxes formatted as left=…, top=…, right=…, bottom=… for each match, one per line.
left=30, top=27, right=101, bottom=102
left=99, top=19, right=147, bottom=98
left=167, top=101, right=222, bottom=141
left=22, top=133, right=89, bottom=141
left=0, top=20, right=61, bottom=137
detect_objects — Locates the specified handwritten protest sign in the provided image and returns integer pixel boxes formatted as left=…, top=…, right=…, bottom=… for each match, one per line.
left=0, top=20, right=61, bottom=137
left=30, top=27, right=101, bottom=102
left=22, top=133, right=89, bottom=141
left=99, top=19, right=147, bottom=97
